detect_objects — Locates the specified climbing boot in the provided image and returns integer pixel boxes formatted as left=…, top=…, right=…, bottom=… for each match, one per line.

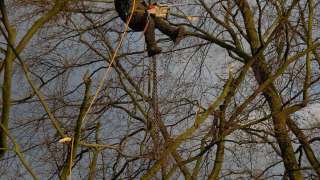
left=148, top=45, right=162, bottom=57
left=171, top=26, right=186, bottom=45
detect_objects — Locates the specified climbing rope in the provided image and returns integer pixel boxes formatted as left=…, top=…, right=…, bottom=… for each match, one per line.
left=150, top=55, right=162, bottom=158
left=63, top=0, right=138, bottom=178
left=80, top=0, right=137, bottom=131
left=151, top=55, right=160, bottom=129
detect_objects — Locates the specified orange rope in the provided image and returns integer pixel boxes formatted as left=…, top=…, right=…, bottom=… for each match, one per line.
left=66, top=2, right=138, bottom=178
left=80, top=0, right=137, bottom=124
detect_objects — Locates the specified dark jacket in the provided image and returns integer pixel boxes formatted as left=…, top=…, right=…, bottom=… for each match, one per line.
left=114, top=0, right=131, bottom=21
left=114, top=0, right=149, bottom=31
left=114, top=0, right=146, bottom=21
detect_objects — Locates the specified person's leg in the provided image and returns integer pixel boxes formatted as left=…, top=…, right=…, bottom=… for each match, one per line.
left=144, top=18, right=162, bottom=56
left=119, top=2, right=161, bottom=56
left=154, top=17, right=185, bottom=44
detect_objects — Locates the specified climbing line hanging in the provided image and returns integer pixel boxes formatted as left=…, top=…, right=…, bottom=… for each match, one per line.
left=79, top=0, right=137, bottom=127
left=150, top=55, right=162, bottom=154
left=58, top=3, right=138, bottom=177
left=151, top=55, right=160, bottom=128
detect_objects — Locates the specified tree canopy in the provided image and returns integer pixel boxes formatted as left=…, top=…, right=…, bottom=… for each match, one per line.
left=0, top=0, right=320, bottom=179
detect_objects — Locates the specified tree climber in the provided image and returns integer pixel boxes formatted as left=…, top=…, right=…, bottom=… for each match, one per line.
left=114, top=0, right=186, bottom=57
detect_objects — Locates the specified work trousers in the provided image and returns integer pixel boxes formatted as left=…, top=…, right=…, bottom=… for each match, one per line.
left=125, top=3, right=178, bottom=48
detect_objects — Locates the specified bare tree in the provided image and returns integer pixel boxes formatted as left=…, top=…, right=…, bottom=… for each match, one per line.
left=0, top=0, right=319, bottom=179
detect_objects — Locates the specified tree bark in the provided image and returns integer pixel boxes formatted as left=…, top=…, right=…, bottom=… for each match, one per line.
left=252, top=62, right=303, bottom=180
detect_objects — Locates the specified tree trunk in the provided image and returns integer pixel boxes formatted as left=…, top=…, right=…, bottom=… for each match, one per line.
left=252, top=62, right=303, bottom=180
